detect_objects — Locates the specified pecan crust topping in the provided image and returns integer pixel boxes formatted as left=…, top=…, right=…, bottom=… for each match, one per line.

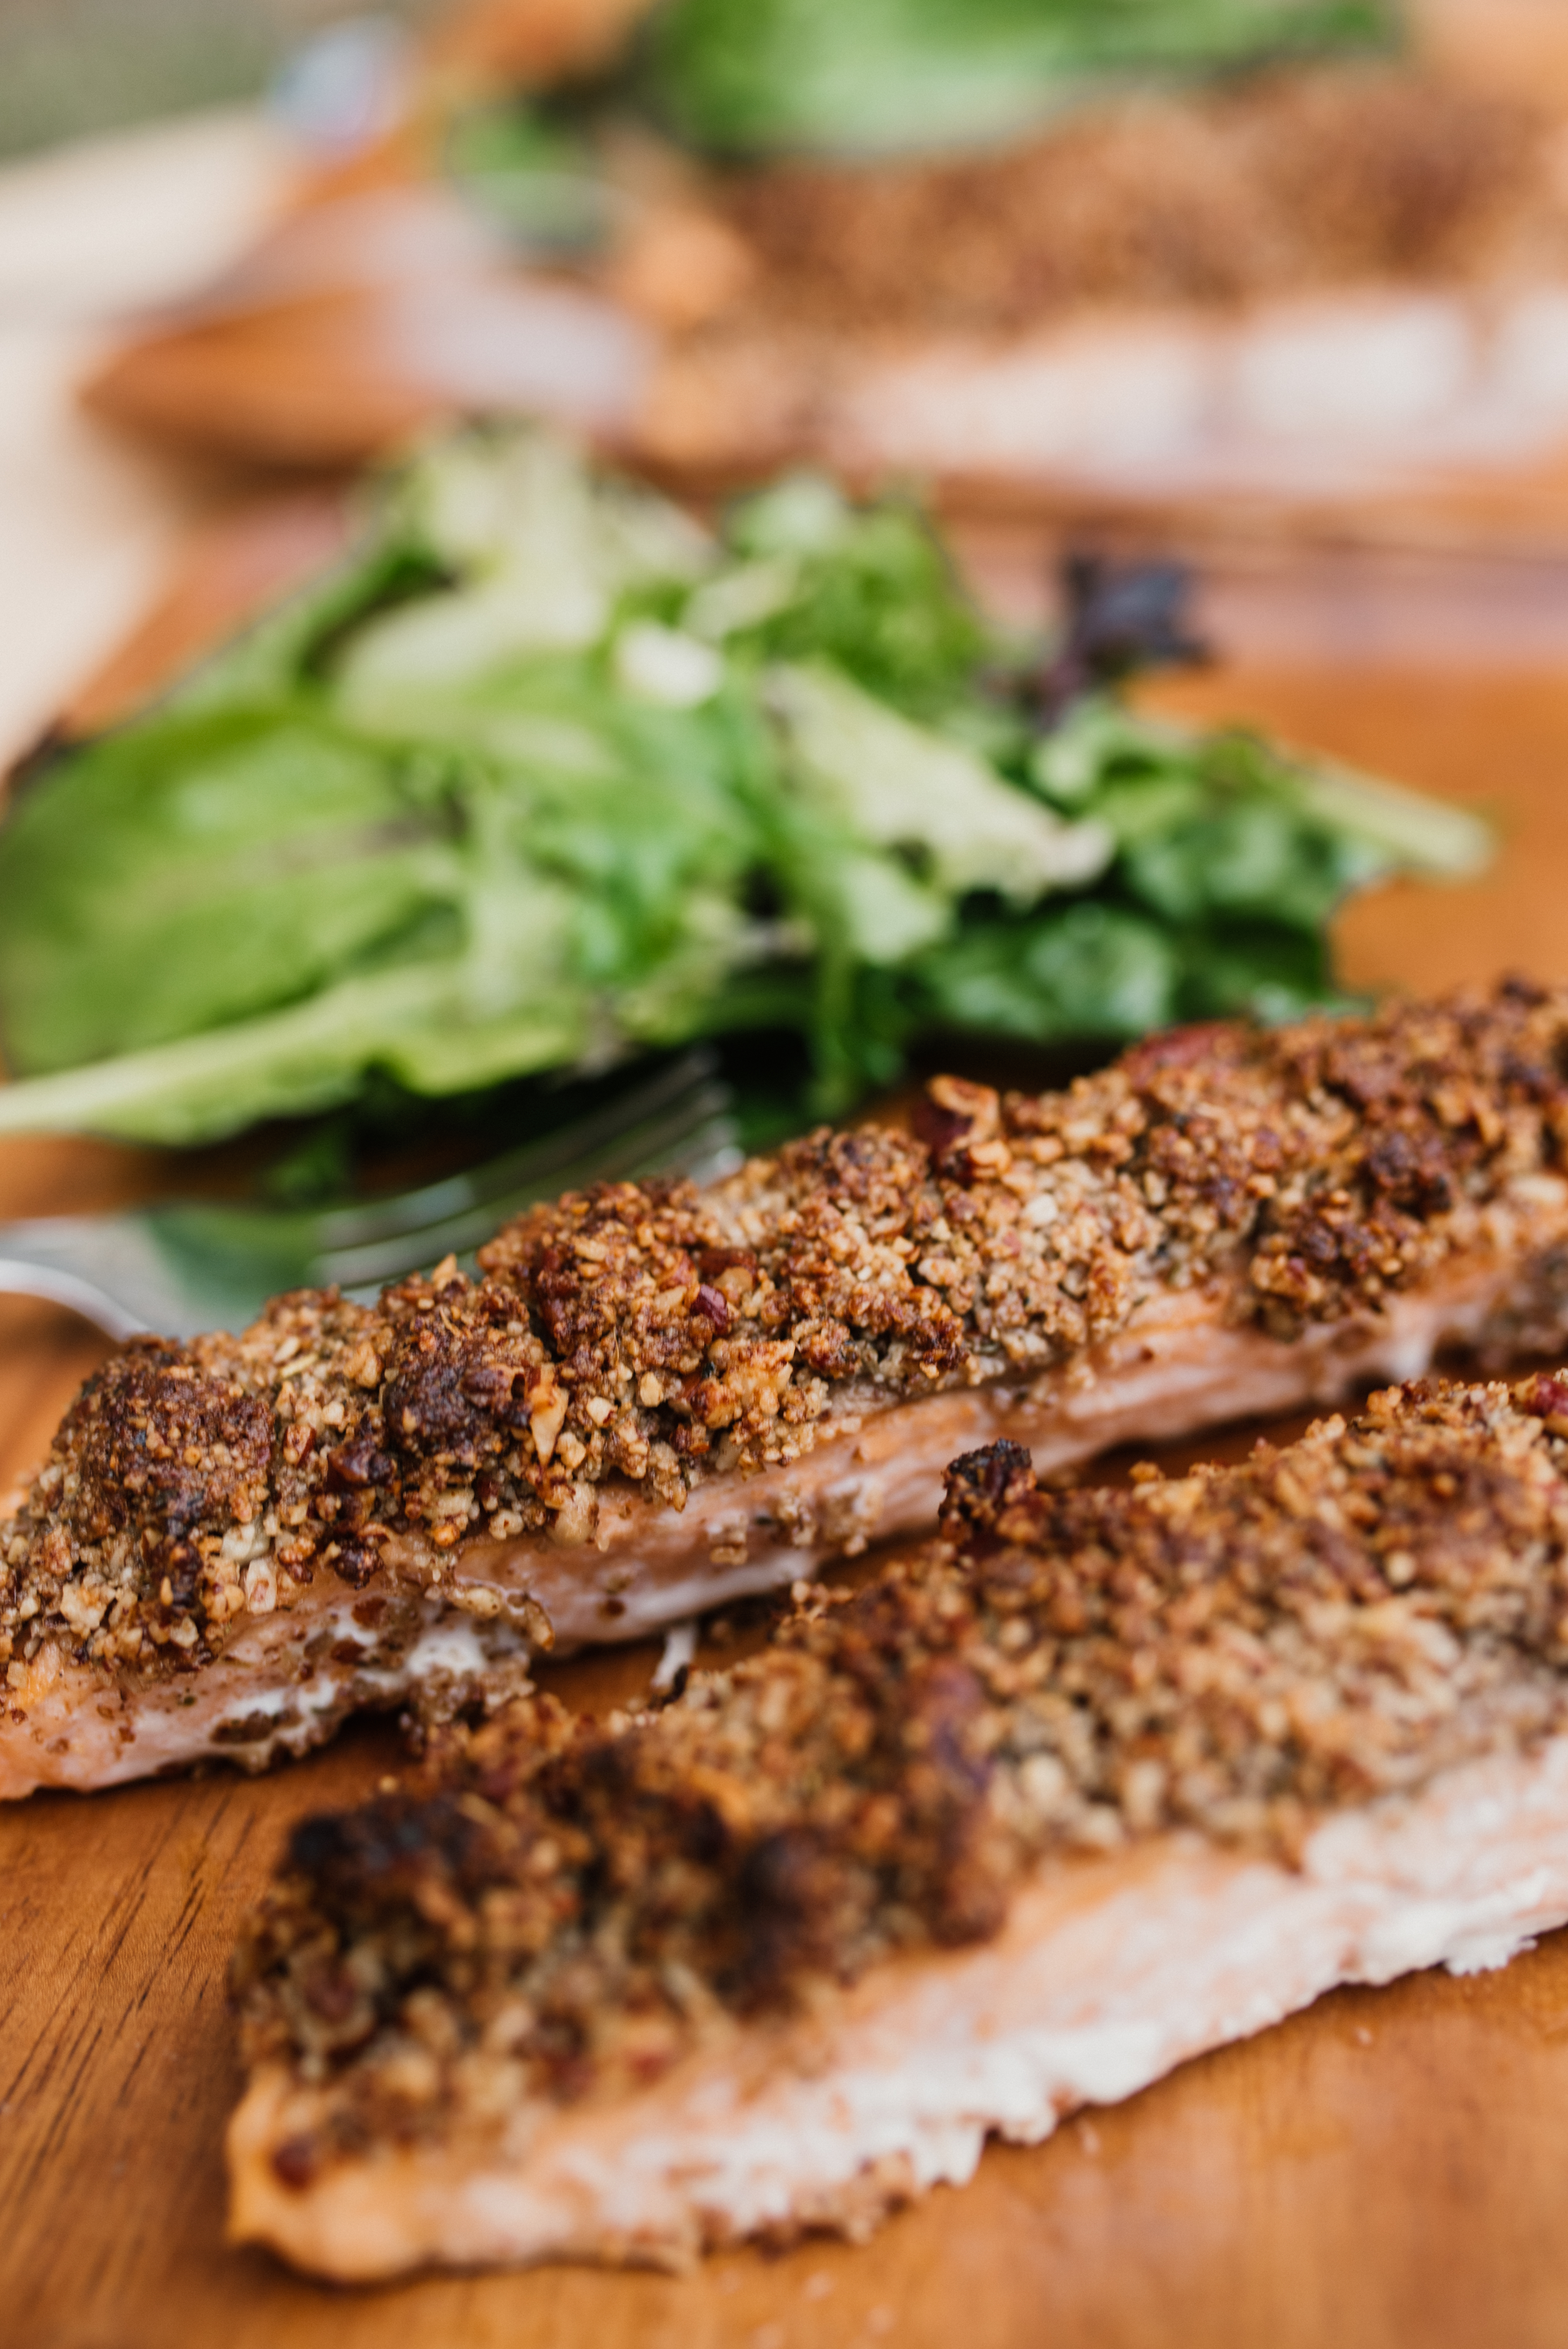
left=233, top=1367, right=1568, bottom=2183
left=7, top=978, right=1568, bottom=1690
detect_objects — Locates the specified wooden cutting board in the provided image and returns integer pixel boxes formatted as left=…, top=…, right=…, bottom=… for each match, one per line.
left=7, top=615, right=1568, bottom=2345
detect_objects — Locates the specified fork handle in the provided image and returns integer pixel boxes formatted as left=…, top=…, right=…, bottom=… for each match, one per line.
left=0, top=1253, right=147, bottom=1340
left=0, top=1215, right=202, bottom=1340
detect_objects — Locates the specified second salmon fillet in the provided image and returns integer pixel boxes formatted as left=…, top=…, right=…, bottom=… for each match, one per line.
left=228, top=1369, right=1568, bottom=2277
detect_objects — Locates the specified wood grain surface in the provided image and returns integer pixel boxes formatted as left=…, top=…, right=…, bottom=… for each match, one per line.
left=8, top=617, right=1568, bottom=2346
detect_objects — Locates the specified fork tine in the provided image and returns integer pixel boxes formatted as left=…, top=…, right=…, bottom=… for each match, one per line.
left=0, top=1052, right=739, bottom=1339
left=306, top=1050, right=727, bottom=1251
left=314, top=1085, right=737, bottom=1290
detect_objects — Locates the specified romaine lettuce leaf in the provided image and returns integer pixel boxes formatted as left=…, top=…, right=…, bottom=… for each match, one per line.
left=0, top=708, right=462, bottom=1071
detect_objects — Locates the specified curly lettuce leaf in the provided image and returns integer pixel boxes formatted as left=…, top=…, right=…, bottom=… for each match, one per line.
left=766, top=659, right=1112, bottom=905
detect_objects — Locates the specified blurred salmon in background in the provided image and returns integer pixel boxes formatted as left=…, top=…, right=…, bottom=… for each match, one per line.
left=48, top=0, right=1568, bottom=547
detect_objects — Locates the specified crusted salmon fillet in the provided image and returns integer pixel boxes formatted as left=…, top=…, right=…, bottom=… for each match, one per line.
left=9, top=978, right=1568, bottom=1797
left=228, top=1369, right=1568, bottom=2278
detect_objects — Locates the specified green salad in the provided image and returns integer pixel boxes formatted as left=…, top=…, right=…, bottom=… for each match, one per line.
left=0, top=428, right=1485, bottom=1150
left=641, top=0, right=1394, bottom=159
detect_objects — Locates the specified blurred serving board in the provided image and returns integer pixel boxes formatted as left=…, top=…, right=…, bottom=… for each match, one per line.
left=8, top=550, right=1568, bottom=2344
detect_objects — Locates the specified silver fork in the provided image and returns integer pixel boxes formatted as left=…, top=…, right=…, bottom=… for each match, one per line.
left=0, top=1051, right=739, bottom=1340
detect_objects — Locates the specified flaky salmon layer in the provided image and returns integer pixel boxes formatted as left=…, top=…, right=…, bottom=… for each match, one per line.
left=227, top=1369, right=1568, bottom=2276
left=9, top=979, right=1568, bottom=1795
left=230, top=1734, right=1568, bottom=2279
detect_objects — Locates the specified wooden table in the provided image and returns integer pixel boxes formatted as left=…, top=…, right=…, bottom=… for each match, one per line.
left=7, top=640, right=1568, bottom=2347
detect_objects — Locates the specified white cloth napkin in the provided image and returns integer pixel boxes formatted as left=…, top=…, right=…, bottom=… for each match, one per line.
left=0, top=108, right=291, bottom=770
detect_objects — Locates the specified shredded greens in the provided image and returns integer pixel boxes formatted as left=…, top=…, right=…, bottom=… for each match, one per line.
left=0, top=428, right=1486, bottom=1147
left=639, top=0, right=1395, bottom=157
